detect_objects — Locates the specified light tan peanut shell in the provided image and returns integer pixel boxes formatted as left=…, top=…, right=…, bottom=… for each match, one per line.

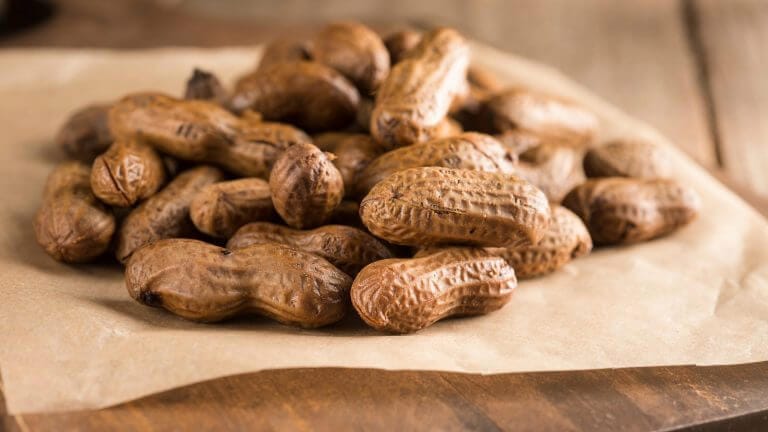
left=351, top=247, right=517, bottom=333
left=360, top=167, right=551, bottom=247
left=115, top=165, right=224, bottom=262
left=56, top=103, right=113, bottom=162
left=355, top=132, right=517, bottom=197
left=584, top=138, right=672, bottom=179
left=90, top=139, right=166, bottom=207
left=34, top=161, right=116, bottom=263
left=562, top=177, right=701, bottom=245
left=514, top=142, right=586, bottom=203
left=230, top=61, right=360, bottom=131
left=126, top=239, right=352, bottom=327
left=227, top=222, right=394, bottom=276
left=371, top=27, right=470, bottom=149
left=307, top=22, right=390, bottom=95
left=483, top=205, right=592, bottom=279
left=184, top=68, right=227, bottom=104
left=481, top=88, right=599, bottom=144
left=384, top=30, right=422, bottom=64
left=109, top=92, right=311, bottom=178
left=269, top=143, right=345, bottom=229
left=190, top=178, right=276, bottom=238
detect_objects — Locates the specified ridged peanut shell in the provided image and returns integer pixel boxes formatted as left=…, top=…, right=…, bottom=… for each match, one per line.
left=228, top=222, right=393, bottom=275
left=90, top=139, right=166, bottom=207
left=126, top=239, right=351, bottom=327
left=562, top=177, right=701, bottom=245
left=360, top=167, right=551, bottom=247
left=351, top=248, right=517, bottom=333
left=584, top=138, right=672, bottom=179
left=34, top=161, right=116, bottom=263
left=190, top=178, right=276, bottom=238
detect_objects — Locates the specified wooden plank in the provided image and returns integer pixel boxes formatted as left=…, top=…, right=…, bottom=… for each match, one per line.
left=2, top=364, right=768, bottom=431
left=692, top=0, right=768, bottom=196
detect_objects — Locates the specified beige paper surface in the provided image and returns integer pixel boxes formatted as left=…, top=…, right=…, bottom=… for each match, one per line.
left=1, top=45, right=767, bottom=415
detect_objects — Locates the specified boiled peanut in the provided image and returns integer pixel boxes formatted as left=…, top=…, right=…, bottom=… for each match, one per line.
left=327, top=200, right=364, bottom=228
left=34, top=161, right=116, bottom=263
left=584, top=138, right=672, bottom=179
left=384, top=30, right=422, bottom=64
left=514, top=141, right=586, bottom=203
left=360, top=167, right=550, bottom=247
left=351, top=248, right=517, bottom=333
left=230, top=61, right=360, bottom=131
left=228, top=222, right=393, bottom=275
left=562, top=177, right=700, bottom=245
left=190, top=178, right=276, bottom=238
left=269, top=143, right=344, bottom=229
left=115, top=165, right=223, bottom=262
left=184, top=68, right=227, bottom=104
left=480, top=88, right=599, bottom=144
left=483, top=205, right=592, bottom=278
left=255, top=38, right=309, bottom=71
left=126, top=239, right=351, bottom=327
left=56, top=103, right=113, bottom=162
left=90, top=139, right=166, bottom=207
left=371, top=27, right=470, bottom=149
left=312, top=133, right=387, bottom=190
left=307, top=22, right=390, bottom=95
left=355, top=132, right=517, bottom=197
left=108, top=92, right=310, bottom=178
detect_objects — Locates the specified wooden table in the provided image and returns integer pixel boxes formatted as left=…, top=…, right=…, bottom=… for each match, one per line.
left=2, top=0, right=768, bottom=430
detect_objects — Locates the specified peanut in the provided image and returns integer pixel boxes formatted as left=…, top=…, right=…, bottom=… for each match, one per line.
left=126, top=239, right=351, bottom=327
left=230, top=61, right=360, bottom=131
left=56, top=103, right=113, bottom=162
left=227, top=222, right=393, bottom=275
left=480, top=88, right=599, bottom=144
left=190, top=178, right=276, bottom=238
left=355, top=132, right=517, bottom=197
left=255, top=38, right=309, bottom=71
left=351, top=247, right=517, bottom=333
left=307, top=22, right=390, bottom=95
left=360, top=167, right=550, bottom=247
left=90, top=139, right=166, bottom=207
left=514, top=141, right=586, bottom=203
left=562, top=177, right=701, bottom=245
left=371, top=27, right=470, bottom=149
left=183, top=68, right=227, bottom=104
left=115, top=165, right=223, bottom=262
left=269, top=143, right=344, bottom=229
left=584, top=138, right=672, bottom=179
left=34, top=161, right=116, bottom=263
left=327, top=200, right=364, bottom=228
left=383, top=30, right=422, bottom=64
left=483, top=205, right=592, bottom=278
left=108, top=92, right=310, bottom=178
left=312, top=133, right=387, bottom=191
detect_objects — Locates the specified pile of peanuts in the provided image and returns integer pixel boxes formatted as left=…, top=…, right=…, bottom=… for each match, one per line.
left=35, top=22, right=701, bottom=333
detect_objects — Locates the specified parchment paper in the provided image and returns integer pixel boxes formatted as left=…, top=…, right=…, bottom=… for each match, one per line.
left=1, top=44, right=767, bottom=415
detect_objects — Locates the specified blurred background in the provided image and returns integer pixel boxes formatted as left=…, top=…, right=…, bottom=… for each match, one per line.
left=1, top=0, right=766, bottom=203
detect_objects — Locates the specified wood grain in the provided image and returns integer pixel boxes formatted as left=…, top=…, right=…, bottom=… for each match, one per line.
left=692, top=0, right=768, bottom=197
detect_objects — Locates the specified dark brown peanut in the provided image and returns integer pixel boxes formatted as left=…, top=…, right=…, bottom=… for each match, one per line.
left=483, top=205, right=592, bottom=278
left=584, top=138, right=672, bottom=179
left=256, top=38, right=310, bottom=71
left=384, top=30, right=422, bottom=64
left=126, top=239, right=351, bottom=327
left=108, top=92, right=310, bottom=178
left=90, top=139, right=166, bottom=207
left=481, top=88, right=599, bottom=144
left=228, top=222, right=393, bottom=275
left=360, top=167, right=550, bottom=247
left=355, top=98, right=375, bottom=132
left=34, top=161, right=116, bottom=263
left=312, top=133, right=386, bottom=191
left=514, top=142, right=586, bottom=203
left=56, top=104, right=113, bottom=162
left=230, top=61, right=360, bottom=131
left=115, top=165, right=224, bottom=262
left=327, top=200, right=364, bottom=228
left=307, top=22, right=390, bottom=95
left=183, top=68, right=227, bottom=104
left=355, top=132, right=517, bottom=197
left=351, top=248, right=517, bottom=333
left=371, top=27, right=470, bottom=149
left=269, top=143, right=345, bottom=229
left=562, top=177, right=701, bottom=245
left=190, top=178, right=276, bottom=238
